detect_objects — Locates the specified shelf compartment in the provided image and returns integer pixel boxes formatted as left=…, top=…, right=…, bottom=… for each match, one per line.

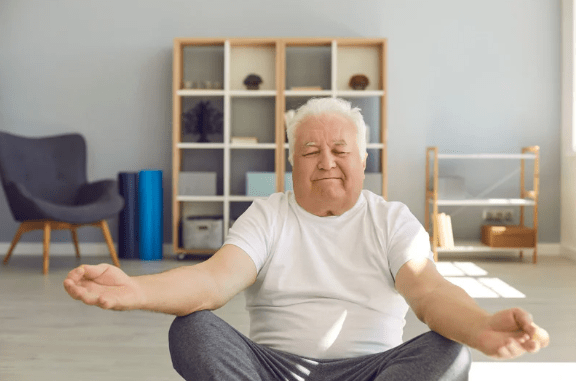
left=180, top=149, right=224, bottom=196
left=176, top=201, right=224, bottom=253
left=285, top=45, right=332, bottom=91
left=230, top=43, right=277, bottom=91
left=336, top=44, right=384, bottom=92
left=181, top=44, right=224, bottom=91
left=230, top=150, right=276, bottom=196
left=231, top=97, right=276, bottom=144
left=181, top=97, right=224, bottom=143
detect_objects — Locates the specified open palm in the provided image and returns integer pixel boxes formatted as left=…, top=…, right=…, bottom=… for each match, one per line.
left=63, top=264, right=145, bottom=311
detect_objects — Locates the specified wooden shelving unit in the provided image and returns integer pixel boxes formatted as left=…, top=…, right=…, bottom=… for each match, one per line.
left=425, top=146, right=540, bottom=263
left=172, top=37, right=387, bottom=256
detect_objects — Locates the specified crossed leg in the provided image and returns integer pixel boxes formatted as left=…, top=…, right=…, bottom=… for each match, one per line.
left=169, top=311, right=471, bottom=381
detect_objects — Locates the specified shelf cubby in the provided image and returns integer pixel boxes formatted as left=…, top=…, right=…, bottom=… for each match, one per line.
left=285, top=44, right=332, bottom=92
left=230, top=149, right=276, bottom=197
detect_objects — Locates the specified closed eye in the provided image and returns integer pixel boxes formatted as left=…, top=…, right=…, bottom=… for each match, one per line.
left=303, top=151, right=320, bottom=156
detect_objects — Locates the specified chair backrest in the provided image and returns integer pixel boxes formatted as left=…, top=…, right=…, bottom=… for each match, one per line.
left=0, top=131, right=87, bottom=205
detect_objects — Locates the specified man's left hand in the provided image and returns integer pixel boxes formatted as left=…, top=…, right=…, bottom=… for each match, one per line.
left=473, top=308, right=550, bottom=359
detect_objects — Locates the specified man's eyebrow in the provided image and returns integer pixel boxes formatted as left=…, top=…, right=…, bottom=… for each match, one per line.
left=304, top=141, right=318, bottom=147
left=333, top=140, right=347, bottom=146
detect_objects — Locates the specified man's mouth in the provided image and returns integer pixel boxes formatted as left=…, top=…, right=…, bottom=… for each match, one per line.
left=313, top=177, right=342, bottom=181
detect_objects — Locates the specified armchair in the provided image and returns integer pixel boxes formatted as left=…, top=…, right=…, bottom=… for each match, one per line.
left=0, top=131, right=125, bottom=274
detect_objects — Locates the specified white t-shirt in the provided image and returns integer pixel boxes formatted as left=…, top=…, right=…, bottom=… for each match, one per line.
left=224, top=190, right=433, bottom=359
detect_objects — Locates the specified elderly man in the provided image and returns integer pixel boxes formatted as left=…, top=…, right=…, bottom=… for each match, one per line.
left=64, top=98, right=548, bottom=381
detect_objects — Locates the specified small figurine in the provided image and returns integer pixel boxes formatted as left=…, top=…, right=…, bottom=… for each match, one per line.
left=182, top=101, right=223, bottom=142
left=244, top=74, right=263, bottom=90
left=349, top=74, right=369, bottom=90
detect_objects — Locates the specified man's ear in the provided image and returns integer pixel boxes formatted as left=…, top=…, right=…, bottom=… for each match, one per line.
left=362, top=152, right=368, bottom=170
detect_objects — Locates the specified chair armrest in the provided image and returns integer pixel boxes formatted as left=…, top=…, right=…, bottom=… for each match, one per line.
left=75, top=180, right=123, bottom=206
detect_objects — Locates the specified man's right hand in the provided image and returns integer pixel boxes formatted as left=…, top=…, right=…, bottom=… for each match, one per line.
left=63, top=264, right=145, bottom=311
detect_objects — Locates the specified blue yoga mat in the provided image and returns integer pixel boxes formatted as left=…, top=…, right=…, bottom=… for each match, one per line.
left=118, top=172, right=139, bottom=259
left=138, top=170, right=163, bottom=261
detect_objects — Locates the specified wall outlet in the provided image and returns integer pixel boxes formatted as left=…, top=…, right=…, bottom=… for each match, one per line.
left=482, top=209, right=514, bottom=223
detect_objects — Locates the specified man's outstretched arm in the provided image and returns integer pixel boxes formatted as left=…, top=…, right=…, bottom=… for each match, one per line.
left=395, top=258, right=550, bottom=359
left=63, top=244, right=257, bottom=316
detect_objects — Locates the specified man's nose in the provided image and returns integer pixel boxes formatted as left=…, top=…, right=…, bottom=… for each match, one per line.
left=318, top=151, right=336, bottom=170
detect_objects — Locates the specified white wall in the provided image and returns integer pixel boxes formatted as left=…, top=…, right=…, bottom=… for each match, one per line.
left=0, top=0, right=562, bottom=246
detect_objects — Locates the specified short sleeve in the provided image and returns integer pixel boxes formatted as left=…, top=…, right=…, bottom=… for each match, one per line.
left=224, top=193, right=283, bottom=272
left=384, top=202, right=434, bottom=279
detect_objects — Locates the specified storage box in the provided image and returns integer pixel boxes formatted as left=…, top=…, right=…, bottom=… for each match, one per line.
left=246, top=172, right=293, bottom=196
left=179, top=172, right=217, bottom=196
left=481, top=225, right=536, bottom=248
left=183, top=217, right=223, bottom=250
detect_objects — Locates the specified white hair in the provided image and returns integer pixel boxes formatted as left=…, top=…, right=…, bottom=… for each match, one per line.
left=285, top=98, right=368, bottom=166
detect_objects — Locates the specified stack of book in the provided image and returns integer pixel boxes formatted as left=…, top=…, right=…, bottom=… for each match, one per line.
left=436, top=213, right=455, bottom=249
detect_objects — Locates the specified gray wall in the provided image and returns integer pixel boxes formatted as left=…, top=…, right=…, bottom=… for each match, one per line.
left=0, top=0, right=561, bottom=245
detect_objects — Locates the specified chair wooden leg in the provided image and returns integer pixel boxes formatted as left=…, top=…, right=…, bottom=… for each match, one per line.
left=100, top=220, right=120, bottom=267
left=71, top=228, right=81, bottom=258
left=3, top=223, right=27, bottom=265
left=43, top=221, right=51, bottom=275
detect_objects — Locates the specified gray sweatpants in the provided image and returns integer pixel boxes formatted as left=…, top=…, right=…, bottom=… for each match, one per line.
left=169, top=310, right=471, bottom=381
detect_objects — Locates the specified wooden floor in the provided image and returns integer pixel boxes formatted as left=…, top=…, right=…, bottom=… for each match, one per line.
left=1, top=253, right=575, bottom=380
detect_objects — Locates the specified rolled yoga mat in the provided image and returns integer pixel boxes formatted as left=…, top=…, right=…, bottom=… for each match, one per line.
left=118, top=172, right=139, bottom=259
left=138, top=170, right=163, bottom=260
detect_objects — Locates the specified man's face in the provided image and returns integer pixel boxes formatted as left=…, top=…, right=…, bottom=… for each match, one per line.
left=292, top=113, right=366, bottom=217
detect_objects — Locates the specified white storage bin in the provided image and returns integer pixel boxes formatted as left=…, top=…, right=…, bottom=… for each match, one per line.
left=183, top=217, right=223, bottom=250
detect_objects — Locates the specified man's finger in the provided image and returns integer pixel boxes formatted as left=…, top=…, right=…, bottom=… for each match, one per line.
left=513, top=308, right=536, bottom=335
left=81, top=263, right=111, bottom=280
left=65, top=265, right=87, bottom=283
left=63, top=278, right=83, bottom=300
left=531, top=327, right=550, bottom=348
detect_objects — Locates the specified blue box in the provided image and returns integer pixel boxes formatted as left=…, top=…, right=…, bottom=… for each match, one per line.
left=246, top=172, right=293, bottom=196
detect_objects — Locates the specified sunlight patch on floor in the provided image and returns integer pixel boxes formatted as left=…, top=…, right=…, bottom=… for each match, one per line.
left=437, top=262, right=525, bottom=298
left=470, top=362, right=576, bottom=381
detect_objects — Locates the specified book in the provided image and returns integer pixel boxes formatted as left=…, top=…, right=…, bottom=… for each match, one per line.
left=436, top=213, right=455, bottom=249
left=231, top=136, right=258, bottom=144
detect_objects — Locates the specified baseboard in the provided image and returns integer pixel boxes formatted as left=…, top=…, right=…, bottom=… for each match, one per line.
left=0, top=242, right=175, bottom=258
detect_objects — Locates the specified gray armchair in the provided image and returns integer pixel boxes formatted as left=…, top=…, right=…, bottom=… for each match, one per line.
left=0, top=131, right=124, bottom=274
